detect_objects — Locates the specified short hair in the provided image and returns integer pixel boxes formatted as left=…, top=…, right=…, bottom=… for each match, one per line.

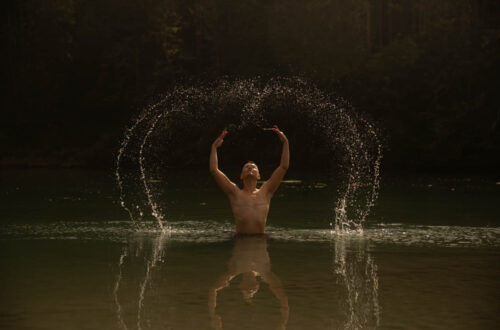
left=242, top=160, right=258, bottom=168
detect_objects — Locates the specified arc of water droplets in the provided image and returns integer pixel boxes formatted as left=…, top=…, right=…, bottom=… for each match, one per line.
left=357, top=117, right=382, bottom=225
left=237, top=79, right=270, bottom=129
left=117, top=77, right=382, bottom=233
left=116, top=112, right=148, bottom=227
left=116, top=97, right=169, bottom=226
left=238, top=78, right=380, bottom=233
left=139, top=112, right=165, bottom=230
left=331, top=102, right=382, bottom=233
left=313, top=98, right=360, bottom=233
left=247, top=78, right=379, bottom=233
left=333, top=107, right=355, bottom=232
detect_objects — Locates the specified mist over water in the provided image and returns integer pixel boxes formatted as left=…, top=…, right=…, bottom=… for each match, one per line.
left=116, top=77, right=382, bottom=232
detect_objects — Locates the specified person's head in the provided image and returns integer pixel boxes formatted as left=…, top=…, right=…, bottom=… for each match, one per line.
left=239, top=272, right=260, bottom=303
left=240, top=161, right=261, bottom=181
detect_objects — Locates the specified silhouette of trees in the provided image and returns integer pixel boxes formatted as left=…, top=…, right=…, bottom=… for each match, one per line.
left=2, top=0, right=499, bottom=171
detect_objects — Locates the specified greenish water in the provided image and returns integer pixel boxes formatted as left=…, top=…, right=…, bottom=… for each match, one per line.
left=1, top=169, right=499, bottom=329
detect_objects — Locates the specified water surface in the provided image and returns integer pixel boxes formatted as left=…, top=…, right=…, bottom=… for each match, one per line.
left=1, top=170, right=499, bottom=329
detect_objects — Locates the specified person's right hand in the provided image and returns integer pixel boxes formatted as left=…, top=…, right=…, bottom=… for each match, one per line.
left=212, top=130, right=228, bottom=148
left=271, top=125, right=287, bottom=143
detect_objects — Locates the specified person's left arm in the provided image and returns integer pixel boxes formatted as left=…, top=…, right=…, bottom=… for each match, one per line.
left=262, top=125, right=289, bottom=197
left=208, top=272, right=234, bottom=330
left=262, top=271, right=289, bottom=330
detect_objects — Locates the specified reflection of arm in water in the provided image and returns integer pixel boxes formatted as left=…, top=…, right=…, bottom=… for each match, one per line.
left=262, top=271, right=289, bottom=330
left=261, top=125, right=289, bottom=197
left=209, top=130, right=237, bottom=196
left=208, top=236, right=289, bottom=329
left=208, top=271, right=234, bottom=330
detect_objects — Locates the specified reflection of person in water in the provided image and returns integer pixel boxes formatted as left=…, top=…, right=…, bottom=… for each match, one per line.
left=208, top=235, right=289, bottom=330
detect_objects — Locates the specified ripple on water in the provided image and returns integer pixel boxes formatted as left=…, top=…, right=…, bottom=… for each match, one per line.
left=364, top=224, right=500, bottom=248
left=0, top=221, right=499, bottom=248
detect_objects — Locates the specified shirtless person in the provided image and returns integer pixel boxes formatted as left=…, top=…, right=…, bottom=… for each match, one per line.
left=209, top=125, right=289, bottom=234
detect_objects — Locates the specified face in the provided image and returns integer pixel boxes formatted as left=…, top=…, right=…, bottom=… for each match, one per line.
left=239, top=272, right=260, bottom=301
left=240, top=162, right=260, bottom=180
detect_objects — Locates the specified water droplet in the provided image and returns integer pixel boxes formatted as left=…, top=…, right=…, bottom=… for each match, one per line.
left=115, top=78, right=382, bottom=232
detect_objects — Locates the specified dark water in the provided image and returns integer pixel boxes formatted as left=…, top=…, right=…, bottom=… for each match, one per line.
left=1, top=169, right=499, bottom=329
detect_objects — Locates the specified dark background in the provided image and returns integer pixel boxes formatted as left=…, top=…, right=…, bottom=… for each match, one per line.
left=2, top=0, right=499, bottom=173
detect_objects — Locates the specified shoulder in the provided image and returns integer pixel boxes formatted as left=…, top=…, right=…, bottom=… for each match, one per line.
left=228, top=186, right=243, bottom=198
left=257, top=185, right=273, bottom=198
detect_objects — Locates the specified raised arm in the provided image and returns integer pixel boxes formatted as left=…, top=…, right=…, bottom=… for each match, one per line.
left=210, top=130, right=237, bottom=196
left=262, top=125, right=289, bottom=197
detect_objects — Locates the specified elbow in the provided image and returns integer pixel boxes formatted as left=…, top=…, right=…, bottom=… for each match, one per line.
left=209, top=162, right=216, bottom=173
left=280, top=164, right=289, bottom=171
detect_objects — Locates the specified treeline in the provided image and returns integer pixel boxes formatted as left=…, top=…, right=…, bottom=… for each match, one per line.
left=2, top=0, right=499, bottom=171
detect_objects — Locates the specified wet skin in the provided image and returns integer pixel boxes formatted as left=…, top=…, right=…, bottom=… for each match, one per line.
left=229, top=163, right=270, bottom=234
left=209, top=126, right=289, bottom=234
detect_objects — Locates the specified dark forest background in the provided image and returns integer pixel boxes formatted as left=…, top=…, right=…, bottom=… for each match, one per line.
left=2, top=0, right=499, bottom=172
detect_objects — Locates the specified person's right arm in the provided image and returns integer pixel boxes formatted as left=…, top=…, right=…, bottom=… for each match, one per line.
left=210, top=130, right=237, bottom=196
left=261, top=125, right=289, bottom=197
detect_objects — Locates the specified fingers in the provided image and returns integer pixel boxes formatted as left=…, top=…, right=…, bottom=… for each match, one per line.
left=221, top=131, right=227, bottom=141
left=214, top=130, right=227, bottom=147
left=271, top=125, right=288, bottom=143
left=272, top=125, right=283, bottom=135
left=217, top=130, right=227, bottom=141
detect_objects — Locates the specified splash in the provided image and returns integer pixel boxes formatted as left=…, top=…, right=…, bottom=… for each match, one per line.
left=115, top=77, right=382, bottom=232
left=4, top=221, right=498, bottom=247
left=138, top=113, right=165, bottom=230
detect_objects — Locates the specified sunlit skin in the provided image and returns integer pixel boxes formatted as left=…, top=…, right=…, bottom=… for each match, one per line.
left=209, top=125, right=289, bottom=234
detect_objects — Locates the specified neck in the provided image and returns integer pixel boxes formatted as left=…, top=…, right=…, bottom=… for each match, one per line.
left=242, top=177, right=258, bottom=192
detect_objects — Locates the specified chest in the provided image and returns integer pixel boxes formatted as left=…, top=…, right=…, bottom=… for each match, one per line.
left=232, top=191, right=268, bottom=207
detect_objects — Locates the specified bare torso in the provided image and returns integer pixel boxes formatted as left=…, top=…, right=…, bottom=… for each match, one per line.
left=229, top=188, right=270, bottom=234
left=210, top=127, right=289, bottom=235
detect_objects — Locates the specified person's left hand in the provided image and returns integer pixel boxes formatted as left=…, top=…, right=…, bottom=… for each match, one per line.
left=212, top=130, right=228, bottom=149
left=272, top=125, right=288, bottom=143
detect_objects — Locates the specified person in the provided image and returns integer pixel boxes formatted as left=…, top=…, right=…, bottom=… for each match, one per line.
left=208, top=235, right=289, bottom=330
left=209, top=125, right=289, bottom=234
